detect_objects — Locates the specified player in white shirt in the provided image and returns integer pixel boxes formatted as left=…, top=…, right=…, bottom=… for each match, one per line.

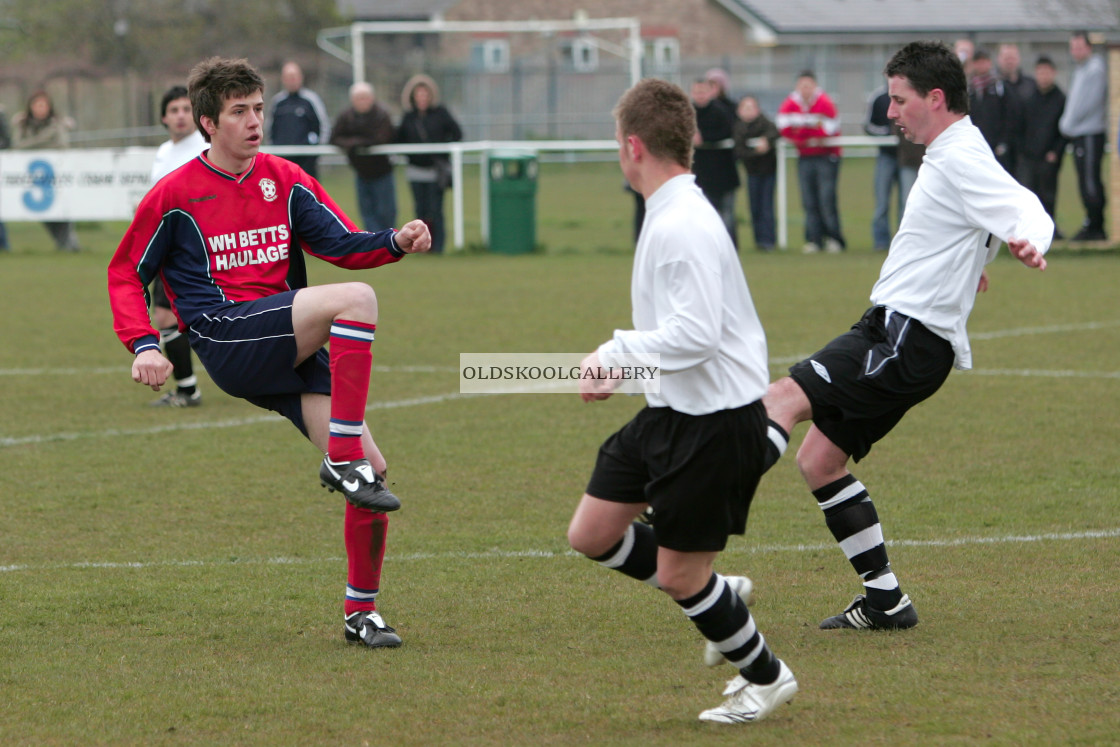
left=567, top=78, right=798, bottom=725
left=147, top=86, right=209, bottom=407
left=151, top=86, right=208, bottom=183
left=763, top=41, right=1050, bottom=631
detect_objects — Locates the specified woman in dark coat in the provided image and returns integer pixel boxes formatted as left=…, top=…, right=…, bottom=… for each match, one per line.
left=397, top=74, right=462, bottom=254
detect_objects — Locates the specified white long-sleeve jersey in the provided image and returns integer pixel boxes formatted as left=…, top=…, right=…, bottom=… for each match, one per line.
left=598, top=174, right=769, bottom=415
left=870, top=117, right=1053, bottom=370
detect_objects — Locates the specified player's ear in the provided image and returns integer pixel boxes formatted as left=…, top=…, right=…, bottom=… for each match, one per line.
left=627, top=134, right=644, bottom=160
left=200, top=115, right=218, bottom=137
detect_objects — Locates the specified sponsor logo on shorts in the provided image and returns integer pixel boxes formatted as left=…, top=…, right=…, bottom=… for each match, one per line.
left=810, top=359, right=832, bottom=383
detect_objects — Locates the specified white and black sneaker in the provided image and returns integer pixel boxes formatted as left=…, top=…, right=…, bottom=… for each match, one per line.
left=819, top=593, right=918, bottom=630
left=149, top=389, right=202, bottom=407
left=698, top=659, right=798, bottom=723
left=344, top=611, right=402, bottom=648
left=320, top=457, right=401, bottom=512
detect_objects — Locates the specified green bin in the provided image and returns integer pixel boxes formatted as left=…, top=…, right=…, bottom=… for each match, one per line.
left=488, top=150, right=538, bottom=254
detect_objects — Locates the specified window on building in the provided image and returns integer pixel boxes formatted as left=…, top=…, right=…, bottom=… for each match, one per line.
left=647, top=38, right=680, bottom=73
left=569, top=38, right=599, bottom=73
left=471, top=39, right=510, bottom=73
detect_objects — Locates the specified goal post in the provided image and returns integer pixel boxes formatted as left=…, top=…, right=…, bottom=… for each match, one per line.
left=317, top=17, right=642, bottom=90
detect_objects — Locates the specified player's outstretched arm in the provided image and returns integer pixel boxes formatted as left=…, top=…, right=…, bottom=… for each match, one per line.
left=1007, top=238, right=1047, bottom=271
left=132, top=349, right=174, bottom=391
left=394, top=219, right=432, bottom=254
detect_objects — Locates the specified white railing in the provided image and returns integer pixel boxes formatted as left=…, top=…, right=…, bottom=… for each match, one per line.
left=271, top=136, right=893, bottom=250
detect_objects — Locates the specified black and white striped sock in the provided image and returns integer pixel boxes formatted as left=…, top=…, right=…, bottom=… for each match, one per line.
left=813, top=474, right=902, bottom=611
left=677, top=573, right=779, bottom=685
left=762, top=419, right=789, bottom=473
left=589, top=522, right=659, bottom=587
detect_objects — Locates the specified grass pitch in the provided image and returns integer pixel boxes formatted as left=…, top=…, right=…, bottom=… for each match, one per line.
left=0, top=159, right=1117, bottom=746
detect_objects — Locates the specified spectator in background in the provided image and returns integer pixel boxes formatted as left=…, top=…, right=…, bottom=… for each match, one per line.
left=997, top=43, right=1037, bottom=178
left=151, top=85, right=207, bottom=184
left=997, top=43, right=1038, bottom=102
left=1059, top=30, right=1108, bottom=241
left=778, top=70, right=845, bottom=253
left=0, top=106, right=10, bottom=251
left=954, top=38, right=976, bottom=77
left=331, top=82, right=397, bottom=233
left=969, top=49, right=1018, bottom=174
left=268, top=61, right=330, bottom=179
left=397, top=74, right=462, bottom=255
left=1017, top=56, right=1066, bottom=238
left=733, top=95, right=779, bottom=251
left=625, top=181, right=645, bottom=247
left=148, top=85, right=208, bottom=408
left=12, top=90, right=80, bottom=252
left=691, top=71, right=740, bottom=248
left=896, top=126, right=925, bottom=220
left=864, top=88, right=926, bottom=251
left=865, top=88, right=901, bottom=251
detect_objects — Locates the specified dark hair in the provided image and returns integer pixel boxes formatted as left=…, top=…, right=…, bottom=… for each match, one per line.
left=797, top=70, right=816, bottom=81
left=972, top=48, right=991, bottom=62
left=884, top=41, right=969, bottom=115
left=612, top=78, right=695, bottom=170
left=160, top=85, right=189, bottom=120
left=24, top=90, right=54, bottom=121
left=1035, top=55, right=1056, bottom=69
left=1071, top=30, right=1092, bottom=48
left=187, top=57, right=264, bottom=142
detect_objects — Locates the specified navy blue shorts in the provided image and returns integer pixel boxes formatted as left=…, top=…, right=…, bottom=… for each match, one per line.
left=585, top=401, right=767, bottom=553
left=789, top=306, right=953, bottom=462
left=188, top=290, right=331, bottom=437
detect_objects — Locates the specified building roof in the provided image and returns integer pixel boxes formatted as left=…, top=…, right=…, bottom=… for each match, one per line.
left=715, top=0, right=1120, bottom=34
left=337, top=0, right=460, bottom=21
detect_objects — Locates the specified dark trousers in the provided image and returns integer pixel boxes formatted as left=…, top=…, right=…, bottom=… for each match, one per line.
left=1016, top=156, right=1060, bottom=219
left=745, top=173, right=776, bottom=249
left=410, top=180, right=447, bottom=253
left=1070, top=133, right=1106, bottom=232
left=797, top=155, right=844, bottom=247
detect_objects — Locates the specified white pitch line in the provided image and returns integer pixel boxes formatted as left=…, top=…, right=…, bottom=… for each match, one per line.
left=2, top=319, right=1116, bottom=378
left=1, top=527, right=1116, bottom=575
left=0, top=391, right=474, bottom=448
left=0, top=364, right=458, bottom=377
left=2, top=317, right=1117, bottom=447
left=970, top=319, right=1120, bottom=340
left=970, top=368, right=1120, bottom=380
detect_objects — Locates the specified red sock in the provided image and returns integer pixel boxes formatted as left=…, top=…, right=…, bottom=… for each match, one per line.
left=344, top=503, right=388, bottom=616
left=328, top=320, right=376, bottom=463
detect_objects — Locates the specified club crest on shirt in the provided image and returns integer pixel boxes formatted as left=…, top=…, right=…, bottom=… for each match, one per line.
left=259, top=178, right=278, bottom=202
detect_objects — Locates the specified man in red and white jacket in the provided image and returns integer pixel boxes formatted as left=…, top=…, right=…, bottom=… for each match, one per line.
left=777, top=71, right=847, bottom=253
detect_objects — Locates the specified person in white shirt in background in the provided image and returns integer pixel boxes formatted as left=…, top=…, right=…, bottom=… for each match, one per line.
left=763, top=40, right=1050, bottom=632
left=147, top=85, right=208, bottom=407
left=567, top=77, right=798, bottom=725
left=151, top=86, right=208, bottom=184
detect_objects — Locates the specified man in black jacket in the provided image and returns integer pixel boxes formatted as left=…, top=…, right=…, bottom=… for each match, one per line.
left=331, top=82, right=397, bottom=232
left=969, top=48, right=1018, bottom=174
left=268, top=61, right=331, bottom=178
left=1017, top=56, right=1067, bottom=237
left=691, top=73, right=741, bottom=248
